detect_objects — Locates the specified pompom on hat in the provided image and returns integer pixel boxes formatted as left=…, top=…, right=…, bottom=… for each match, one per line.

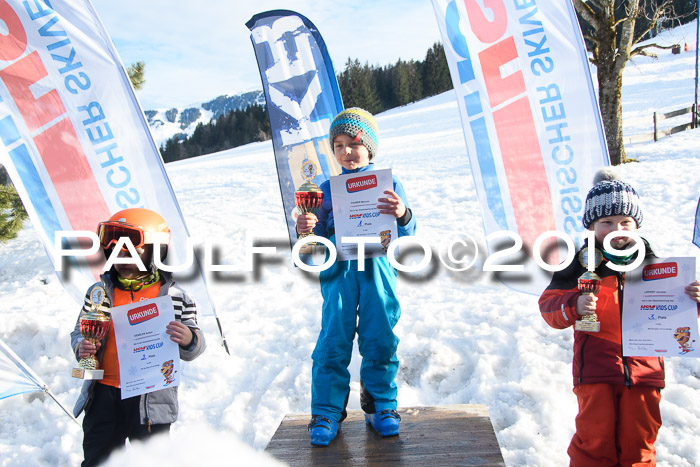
left=329, top=108, right=379, bottom=159
left=582, top=168, right=643, bottom=229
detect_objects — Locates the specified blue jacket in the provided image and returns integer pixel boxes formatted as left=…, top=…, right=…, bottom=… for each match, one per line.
left=313, top=163, right=417, bottom=240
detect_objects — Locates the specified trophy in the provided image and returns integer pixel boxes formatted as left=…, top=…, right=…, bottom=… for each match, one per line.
left=72, top=284, right=111, bottom=380
left=294, top=158, right=324, bottom=245
left=575, top=247, right=603, bottom=333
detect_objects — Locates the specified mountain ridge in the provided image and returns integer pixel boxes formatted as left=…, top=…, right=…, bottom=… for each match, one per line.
left=145, top=90, right=265, bottom=147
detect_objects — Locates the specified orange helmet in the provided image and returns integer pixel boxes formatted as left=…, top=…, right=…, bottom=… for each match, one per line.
left=97, top=208, right=170, bottom=271
left=98, top=208, right=170, bottom=250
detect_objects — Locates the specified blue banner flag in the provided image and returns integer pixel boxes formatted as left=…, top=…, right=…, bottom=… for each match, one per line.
left=0, top=338, right=42, bottom=400
left=0, top=337, right=77, bottom=423
left=246, top=10, right=343, bottom=243
left=693, top=197, right=700, bottom=249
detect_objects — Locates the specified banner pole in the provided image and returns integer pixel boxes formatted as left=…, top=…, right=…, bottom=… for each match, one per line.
left=215, top=317, right=230, bottom=355
left=695, top=0, right=699, bottom=127
left=43, top=386, right=81, bottom=427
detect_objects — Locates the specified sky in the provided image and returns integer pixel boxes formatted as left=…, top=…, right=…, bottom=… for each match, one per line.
left=1, top=22, right=700, bottom=465
left=90, top=0, right=443, bottom=110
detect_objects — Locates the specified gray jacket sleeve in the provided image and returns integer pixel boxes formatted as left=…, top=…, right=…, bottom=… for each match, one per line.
left=169, top=284, right=206, bottom=361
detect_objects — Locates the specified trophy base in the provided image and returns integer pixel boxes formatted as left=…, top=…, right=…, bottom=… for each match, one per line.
left=72, top=368, right=104, bottom=380
left=574, top=320, right=601, bottom=332
left=298, top=244, right=326, bottom=255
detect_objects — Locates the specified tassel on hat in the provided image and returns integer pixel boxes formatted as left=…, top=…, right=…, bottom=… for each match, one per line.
left=582, top=169, right=643, bottom=229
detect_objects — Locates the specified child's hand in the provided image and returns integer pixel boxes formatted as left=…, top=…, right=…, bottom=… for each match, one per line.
left=296, top=213, right=318, bottom=234
left=377, top=190, right=406, bottom=218
left=576, top=294, right=598, bottom=316
left=166, top=321, right=193, bottom=347
left=685, top=280, right=700, bottom=303
left=78, top=339, right=100, bottom=359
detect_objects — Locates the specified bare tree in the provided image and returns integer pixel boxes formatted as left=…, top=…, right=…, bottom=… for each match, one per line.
left=573, top=0, right=676, bottom=165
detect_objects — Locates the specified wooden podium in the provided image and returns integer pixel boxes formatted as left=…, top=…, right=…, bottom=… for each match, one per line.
left=265, top=404, right=505, bottom=466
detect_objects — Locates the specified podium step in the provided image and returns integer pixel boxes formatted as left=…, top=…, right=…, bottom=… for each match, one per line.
left=265, top=404, right=505, bottom=466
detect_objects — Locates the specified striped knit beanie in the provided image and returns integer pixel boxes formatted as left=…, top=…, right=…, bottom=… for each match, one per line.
left=582, top=169, right=643, bottom=229
left=329, top=108, right=379, bottom=159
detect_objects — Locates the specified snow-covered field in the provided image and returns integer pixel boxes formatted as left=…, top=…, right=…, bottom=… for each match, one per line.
left=1, top=23, right=699, bottom=467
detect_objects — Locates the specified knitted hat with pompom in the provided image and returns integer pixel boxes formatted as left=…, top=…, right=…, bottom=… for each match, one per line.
left=582, top=168, right=643, bottom=229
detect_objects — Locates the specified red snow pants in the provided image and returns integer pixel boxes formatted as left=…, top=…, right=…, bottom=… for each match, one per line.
left=568, top=383, right=662, bottom=467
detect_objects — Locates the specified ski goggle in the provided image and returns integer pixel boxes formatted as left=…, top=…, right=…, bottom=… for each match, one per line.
left=97, top=221, right=146, bottom=251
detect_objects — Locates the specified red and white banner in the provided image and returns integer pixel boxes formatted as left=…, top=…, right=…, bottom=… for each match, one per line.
left=431, top=0, right=609, bottom=294
left=0, top=1, right=218, bottom=318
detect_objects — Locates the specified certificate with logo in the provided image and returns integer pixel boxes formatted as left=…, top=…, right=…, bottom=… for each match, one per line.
left=622, top=257, right=699, bottom=357
left=110, top=296, right=180, bottom=398
left=330, top=168, right=397, bottom=261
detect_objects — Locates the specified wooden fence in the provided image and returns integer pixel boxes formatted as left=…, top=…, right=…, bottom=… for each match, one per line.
left=624, top=104, right=697, bottom=144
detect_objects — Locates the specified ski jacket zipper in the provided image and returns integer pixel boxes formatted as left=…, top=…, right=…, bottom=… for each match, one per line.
left=618, top=271, right=631, bottom=387
left=578, top=271, right=631, bottom=386
left=578, top=334, right=589, bottom=384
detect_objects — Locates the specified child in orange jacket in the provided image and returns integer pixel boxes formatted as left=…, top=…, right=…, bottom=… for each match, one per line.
left=539, top=170, right=700, bottom=466
left=71, top=208, right=206, bottom=466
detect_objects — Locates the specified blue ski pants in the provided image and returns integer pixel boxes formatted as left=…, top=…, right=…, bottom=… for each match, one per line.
left=311, top=251, right=401, bottom=422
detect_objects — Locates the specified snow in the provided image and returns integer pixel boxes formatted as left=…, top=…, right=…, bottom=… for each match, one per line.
left=1, top=23, right=700, bottom=467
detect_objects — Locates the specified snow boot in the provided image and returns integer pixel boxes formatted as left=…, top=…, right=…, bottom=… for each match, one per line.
left=308, top=415, right=339, bottom=446
left=365, top=409, right=401, bottom=436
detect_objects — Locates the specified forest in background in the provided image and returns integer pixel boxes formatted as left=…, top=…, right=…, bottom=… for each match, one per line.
left=158, top=42, right=452, bottom=163
left=160, top=0, right=698, bottom=163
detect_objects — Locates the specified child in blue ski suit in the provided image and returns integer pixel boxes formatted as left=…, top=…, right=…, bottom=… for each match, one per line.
left=296, top=108, right=417, bottom=446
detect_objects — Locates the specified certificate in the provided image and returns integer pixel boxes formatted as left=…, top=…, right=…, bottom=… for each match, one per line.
left=110, top=296, right=180, bottom=398
left=330, top=168, right=397, bottom=261
left=622, top=257, right=699, bottom=357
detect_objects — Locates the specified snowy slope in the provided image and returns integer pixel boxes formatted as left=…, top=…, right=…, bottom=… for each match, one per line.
left=0, top=23, right=699, bottom=467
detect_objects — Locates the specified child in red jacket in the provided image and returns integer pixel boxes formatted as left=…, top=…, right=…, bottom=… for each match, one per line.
left=539, top=170, right=700, bottom=466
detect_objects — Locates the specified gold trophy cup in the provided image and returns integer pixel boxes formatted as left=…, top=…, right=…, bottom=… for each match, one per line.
left=72, top=284, right=111, bottom=380
left=575, top=247, right=603, bottom=332
left=295, top=158, right=324, bottom=247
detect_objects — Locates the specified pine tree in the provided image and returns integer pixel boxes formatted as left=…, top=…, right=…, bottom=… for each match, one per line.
left=422, top=43, right=452, bottom=96
left=0, top=180, right=28, bottom=242
left=405, top=59, right=423, bottom=103
left=358, top=63, right=382, bottom=113
left=391, top=60, right=411, bottom=106
left=157, top=103, right=271, bottom=162
left=338, top=58, right=361, bottom=108
left=127, top=61, right=146, bottom=90
left=338, top=59, right=382, bottom=113
left=671, top=0, right=696, bottom=25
